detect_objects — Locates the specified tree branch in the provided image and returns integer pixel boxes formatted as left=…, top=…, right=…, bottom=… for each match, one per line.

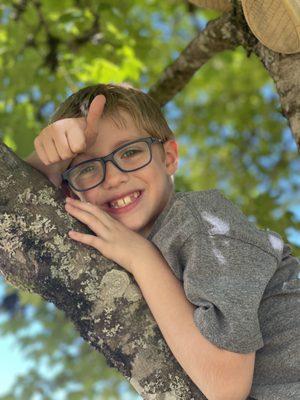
left=0, top=142, right=205, bottom=399
left=252, top=47, right=300, bottom=153
left=147, top=13, right=245, bottom=107
left=148, top=3, right=299, bottom=151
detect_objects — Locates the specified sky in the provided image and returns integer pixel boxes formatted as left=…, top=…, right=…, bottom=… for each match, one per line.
left=0, top=299, right=140, bottom=399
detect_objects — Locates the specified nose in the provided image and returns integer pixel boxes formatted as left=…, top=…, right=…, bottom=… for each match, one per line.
left=101, top=160, right=129, bottom=190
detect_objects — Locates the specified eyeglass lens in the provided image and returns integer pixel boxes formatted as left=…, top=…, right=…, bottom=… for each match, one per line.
left=69, top=140, right=151, bottom=191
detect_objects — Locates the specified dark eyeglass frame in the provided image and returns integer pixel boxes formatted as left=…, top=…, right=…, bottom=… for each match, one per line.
left=61, top=136, right=166, bottom=192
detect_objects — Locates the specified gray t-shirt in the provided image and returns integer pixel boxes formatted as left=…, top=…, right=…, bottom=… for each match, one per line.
left=147, top=189, right=300, bottom=400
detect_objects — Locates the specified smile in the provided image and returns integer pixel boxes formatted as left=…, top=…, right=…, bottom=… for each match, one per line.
left=109, top=191, right=141, bottom=208
left=107, top=191, right=143, bottom=214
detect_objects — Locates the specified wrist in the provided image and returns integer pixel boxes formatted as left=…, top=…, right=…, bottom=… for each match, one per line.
left=130, top=239, right=163, bottom=277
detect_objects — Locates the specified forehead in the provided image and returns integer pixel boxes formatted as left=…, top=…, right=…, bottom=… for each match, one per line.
left=70, top=112, right=147, bottom=165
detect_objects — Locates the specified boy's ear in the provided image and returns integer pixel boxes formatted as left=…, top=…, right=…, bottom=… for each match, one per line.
left=163, top=139, right=178, bottom=176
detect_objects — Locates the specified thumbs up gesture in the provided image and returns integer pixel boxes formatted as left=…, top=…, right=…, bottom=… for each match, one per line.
left=26, top=95, right=106, bottom=187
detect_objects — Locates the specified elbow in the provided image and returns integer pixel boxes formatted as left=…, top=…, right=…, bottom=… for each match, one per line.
left=214, top=394, right=251, bottom=400
left=206, top=392, right=249, bottom=400
left=187, top=333, right=255, bottom=400
left=194, top=376, right=252, bottom=400
left=196, top=365, right=253, bottom=400
left=206, top=386, right=252, bottom=400
left=203, top=350, right=255, bottom=400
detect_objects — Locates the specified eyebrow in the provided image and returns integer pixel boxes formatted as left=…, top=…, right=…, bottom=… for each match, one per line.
left=112, top=137, right=140, bottom=148
left=70, top=137, right=142, bottom=167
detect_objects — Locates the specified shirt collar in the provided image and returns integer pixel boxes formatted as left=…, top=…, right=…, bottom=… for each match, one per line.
left=146, top=189, right=178, bottom=240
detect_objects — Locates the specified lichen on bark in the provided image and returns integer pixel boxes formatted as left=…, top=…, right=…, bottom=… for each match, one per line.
left=0, top=141, right=205, bottom=398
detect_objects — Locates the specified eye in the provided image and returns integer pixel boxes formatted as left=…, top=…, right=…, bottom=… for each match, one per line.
left=78, top=165, right=96, bottom=176
left=121, top=149, right=141, bottom=158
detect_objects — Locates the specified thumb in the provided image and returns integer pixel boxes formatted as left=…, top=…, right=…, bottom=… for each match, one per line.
left=85, top=94, right=106, bottom=147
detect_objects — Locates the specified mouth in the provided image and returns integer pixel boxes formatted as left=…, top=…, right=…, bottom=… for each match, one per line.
left=105, top=190, right=144, bottom=215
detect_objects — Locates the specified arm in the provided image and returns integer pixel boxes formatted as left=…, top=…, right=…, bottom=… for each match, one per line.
left=25, top=150, right=69, bottom=188
left=24, top=95, right=107, bottom=188
left=132, top=244, right=255, bottom=400
left=62, top=198, right=255, bottom=399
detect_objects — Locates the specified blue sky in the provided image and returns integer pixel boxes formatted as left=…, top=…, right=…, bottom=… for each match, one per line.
left=0, top=331, right=33, bottom=395
left=0, top=301, right=141, bottom=399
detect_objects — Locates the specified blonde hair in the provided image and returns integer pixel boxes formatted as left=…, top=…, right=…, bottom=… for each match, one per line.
left=49, top=83, right=175, bottom=143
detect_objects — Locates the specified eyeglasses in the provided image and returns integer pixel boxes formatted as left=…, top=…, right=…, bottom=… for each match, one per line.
left=61, top=136, right=165, bottom=192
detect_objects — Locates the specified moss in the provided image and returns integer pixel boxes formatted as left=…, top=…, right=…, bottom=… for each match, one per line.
left=16, top=188, right=38, bottom=204
left=124, top=283, right=142, bottom=302
left=29, top=214, right=56, bottom=235
left=16, top=187, right=58, bottom=207
left=49, top=252, right=82, bottom=282
left=45, top=234, right=72, bottom=254
left=0, top=173, right=13, bottom=190
left=100, top=270, right=131, bottom=298
left=89, top=270, right=131, bottom=318
left=36, top=187, right=57, bottom=206
left=0, top=213, right=24, bottom=258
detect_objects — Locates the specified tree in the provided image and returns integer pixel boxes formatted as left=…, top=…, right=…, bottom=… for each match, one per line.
left=0, top=1, right=299, bottom=398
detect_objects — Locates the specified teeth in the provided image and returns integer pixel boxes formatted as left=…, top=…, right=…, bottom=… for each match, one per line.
left=110, top=191, right=140, bottom=209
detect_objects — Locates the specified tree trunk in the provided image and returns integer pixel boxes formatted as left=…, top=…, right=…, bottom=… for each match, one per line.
left=0, top=142, right=204, bottom=399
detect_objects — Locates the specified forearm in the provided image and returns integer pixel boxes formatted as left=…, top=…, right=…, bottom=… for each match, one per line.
left=25, top=150, right=44, bottom=167
left=132, top=243, right=253, bottom=400
left=24, top=150, right=67, bottom=188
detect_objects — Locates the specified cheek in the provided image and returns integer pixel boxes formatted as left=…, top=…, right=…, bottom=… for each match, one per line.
left=145, top=156, right=165, bottom=174
left=81, top=192, right=99, bottom=204
left=69, top=187, right=94, bottom=203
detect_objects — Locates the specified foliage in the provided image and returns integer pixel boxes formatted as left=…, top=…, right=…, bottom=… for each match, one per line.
left=0, top=0, right=299, bottom=398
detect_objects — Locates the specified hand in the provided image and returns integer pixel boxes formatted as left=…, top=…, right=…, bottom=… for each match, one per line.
left=31, top=94, right=106, bottom=184
left=64, top=197, right=152, bottom=274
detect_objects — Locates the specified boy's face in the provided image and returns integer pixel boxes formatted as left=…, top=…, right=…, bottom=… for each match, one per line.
left=68, top=111, right=178, bottom=238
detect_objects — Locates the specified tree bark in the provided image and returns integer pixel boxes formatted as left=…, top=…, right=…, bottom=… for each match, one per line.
left=147, top=13, right=241, bottom=106
left=0, top=142, right=204, bottom=399
left=252, top=48, right=300, bottom=152
left=149, top=2, right=300, bottom=152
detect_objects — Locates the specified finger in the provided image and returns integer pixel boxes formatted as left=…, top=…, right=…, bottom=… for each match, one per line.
left=65, top=121, right=88, bottom=154
left=65, top=203, right=109, bottom=236
left=34, top=137, right=51, bottom=165
left=66, top=198, right=113, bottom=225
left=52, top=129, right=77, bottom=160
left=39, top=133, right=60, bottom=164
left=51, top=138, right=72, bottom=164
left=85, top=95, right=106, bottom=147
left=65, top=200, right=112, bottom=229
left=68, top=230, right=102, bottom=251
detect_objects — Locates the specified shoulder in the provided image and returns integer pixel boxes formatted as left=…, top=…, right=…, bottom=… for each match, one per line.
left=185, top=190, right=284, bottom=261
left=149, top=189, right=226, bottom=245
left=173, top=189, right=253, bottom=237
left=156, top=189, right=284, bottom=262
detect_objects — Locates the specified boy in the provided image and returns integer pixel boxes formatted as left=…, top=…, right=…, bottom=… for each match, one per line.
left=26, top=83, right=300, bottom=400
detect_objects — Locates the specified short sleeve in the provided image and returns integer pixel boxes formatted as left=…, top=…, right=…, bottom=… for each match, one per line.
left=181, top=232, right=279, bottom=354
